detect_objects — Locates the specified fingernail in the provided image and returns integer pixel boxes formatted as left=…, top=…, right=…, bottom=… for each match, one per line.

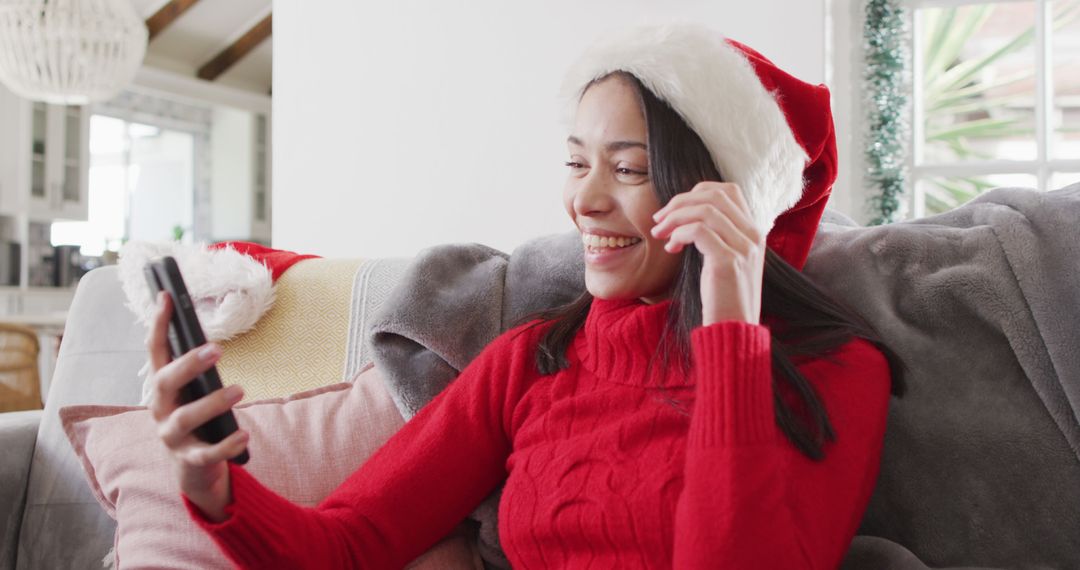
left=224, top=384, right=243, bottom=400
left=199, top=344, right=221, bottom=361
left=652, top=212, right=661, bottom=221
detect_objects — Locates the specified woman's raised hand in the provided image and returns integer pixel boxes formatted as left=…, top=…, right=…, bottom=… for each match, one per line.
left=649, top=182, right=767, bottom=326
left=145, top=290, right=248, bottom=522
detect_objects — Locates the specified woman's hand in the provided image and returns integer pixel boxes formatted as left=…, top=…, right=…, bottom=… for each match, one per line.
left=649, top=182, right=766, bottom=326
left=146, top=291, right=249, bottom=522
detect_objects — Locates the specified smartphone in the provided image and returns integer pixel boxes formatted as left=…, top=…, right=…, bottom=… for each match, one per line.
left=144, top=255, right=250, bottom=465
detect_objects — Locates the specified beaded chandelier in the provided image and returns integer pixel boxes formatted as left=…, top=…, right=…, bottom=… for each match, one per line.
left=0, top=0, right=147, bottom=104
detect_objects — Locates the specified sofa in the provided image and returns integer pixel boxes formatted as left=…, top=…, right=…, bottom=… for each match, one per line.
left=0, top=256, right=475, bottom=569
left=2, top=185, right=1079, bottom=569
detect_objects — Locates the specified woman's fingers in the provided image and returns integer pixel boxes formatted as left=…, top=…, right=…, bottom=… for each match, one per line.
left=142, top=295, right=241, bottom=507
left=178, top=429, right=250, bottom=468
left=147, top=292, right=173, bottom=373
left=664, top=221, right=738, bottom=259
left=652, top=183, right=760, bottom=242
left=158, top=384, right=244, bottom=449
left=650, top=203, right=756, bottom=253
left=148, top=342, right=223, bottom=422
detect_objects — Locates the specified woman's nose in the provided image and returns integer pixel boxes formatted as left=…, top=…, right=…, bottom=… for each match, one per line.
left=573, top=170, right=615, bottom=216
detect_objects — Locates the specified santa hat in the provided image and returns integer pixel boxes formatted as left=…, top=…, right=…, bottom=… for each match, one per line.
left=117, top=240, right=318, bottom=406
left=558, top=23, right=838, bottom=271
left=118, top=240, right=318, bottom=343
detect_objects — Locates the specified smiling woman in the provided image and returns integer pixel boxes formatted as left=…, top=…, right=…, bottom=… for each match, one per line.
left=168, top=22, right=909, bottom=570
left=520, top=60, right=907, bottom=455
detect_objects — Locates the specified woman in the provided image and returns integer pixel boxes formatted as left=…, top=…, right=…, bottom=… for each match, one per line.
left=146, top=23, right=905, bottom=569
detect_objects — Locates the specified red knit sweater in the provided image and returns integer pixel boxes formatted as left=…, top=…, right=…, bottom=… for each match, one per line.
left=182, top=296, right=892, bottom=569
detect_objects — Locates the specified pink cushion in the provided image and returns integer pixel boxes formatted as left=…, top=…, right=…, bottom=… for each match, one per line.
left=60, top=365, right=481, bottom=569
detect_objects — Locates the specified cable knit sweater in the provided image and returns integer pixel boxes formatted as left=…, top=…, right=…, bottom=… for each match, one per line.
left=182, top=296, right=893, bottom=569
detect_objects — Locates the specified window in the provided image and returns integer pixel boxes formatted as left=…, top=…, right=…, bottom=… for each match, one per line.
left=48, top=88, right=272, bottom=257
left=908, top=0, right=1080, bottom=218
left=51, top=115, right=197, bottom=256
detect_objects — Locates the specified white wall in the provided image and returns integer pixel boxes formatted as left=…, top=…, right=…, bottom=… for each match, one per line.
left=273, top=1, right=827, bottom=257
left=826, top=0, right=875, bottom=226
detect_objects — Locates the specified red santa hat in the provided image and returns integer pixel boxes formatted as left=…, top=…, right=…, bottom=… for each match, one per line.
left=558, top=23, right=838, bottom=271
left=119, top=239, right=318, bottom=343
left=207, top=240, right=319, bottom=281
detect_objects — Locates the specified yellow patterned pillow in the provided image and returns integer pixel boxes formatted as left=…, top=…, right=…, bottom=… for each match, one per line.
left=216, top=258, right=365, bottom=402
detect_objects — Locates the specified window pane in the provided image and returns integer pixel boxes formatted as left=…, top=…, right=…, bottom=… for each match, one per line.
left=32, top=103, right=46, bottom=156
left=918, top=173, right=1038, bottom=215
left=127, top=128, right=194, bottom=242
left=31, top=158, right=45, bottom=198
left=89, top=115, right=126, bottom=155
left=65, top=107, right=80, bottom=160
left=1050, top=171, right=1080, bottom=189
left=918, top=3, right=1038, bottom=163
left=1052, top=0, right=1080, bottom=159
left=54, top=116, right=195, bottom=256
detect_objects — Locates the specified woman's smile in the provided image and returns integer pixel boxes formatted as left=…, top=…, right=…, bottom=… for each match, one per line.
left=582, top=231, right=644, bottom=267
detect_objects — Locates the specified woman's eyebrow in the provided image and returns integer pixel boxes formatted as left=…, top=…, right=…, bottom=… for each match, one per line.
left=567, top=135, right=647, bottom=152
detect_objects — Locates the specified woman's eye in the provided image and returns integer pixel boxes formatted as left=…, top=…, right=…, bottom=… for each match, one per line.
left=564, top=161, right=584, bottom=169
left=616, top=167, right=647, bottom=176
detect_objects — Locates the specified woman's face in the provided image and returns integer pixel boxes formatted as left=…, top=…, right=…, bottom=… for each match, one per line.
left=563, top=75, right=682, bottom=303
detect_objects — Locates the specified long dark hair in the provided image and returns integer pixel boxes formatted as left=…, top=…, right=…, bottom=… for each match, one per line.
left=514, top=71, right=907, bottom=461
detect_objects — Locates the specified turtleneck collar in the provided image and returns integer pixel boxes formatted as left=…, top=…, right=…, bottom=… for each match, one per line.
left=574, top=296, right=693, bottom=388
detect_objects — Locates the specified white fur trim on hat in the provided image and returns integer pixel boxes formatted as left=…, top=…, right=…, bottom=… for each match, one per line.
left=118, top=240, right=275, bottom=343
left=118, top=240, right=275, bottom=405
left=558, top=22, right=809, bottom=235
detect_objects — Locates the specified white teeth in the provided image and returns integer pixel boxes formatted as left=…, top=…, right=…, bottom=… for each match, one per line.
left=581, top=233, right=641, bottom=249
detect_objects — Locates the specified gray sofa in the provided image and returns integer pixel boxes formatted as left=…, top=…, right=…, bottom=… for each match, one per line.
left=0, top=259, right=413, bottom=570
left=2, top=266, right=157, bottom=570
left=2, top=185, right=1079, bottom=569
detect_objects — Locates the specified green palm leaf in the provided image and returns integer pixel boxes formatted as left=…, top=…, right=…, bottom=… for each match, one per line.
left=926, top=117, right=1029, bottom=141
left=923, top=5, right=991, bottom=82
left=926, top=25, right=1034, bottom=99
left=927, top=70, right=1034, bottom=112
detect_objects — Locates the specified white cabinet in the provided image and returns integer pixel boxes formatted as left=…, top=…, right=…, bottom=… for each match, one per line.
left=27, top=103, right=90, bottom=222
left=0, top=84, right=90, bottom=295
left=0, top=88, right=89, bottom=222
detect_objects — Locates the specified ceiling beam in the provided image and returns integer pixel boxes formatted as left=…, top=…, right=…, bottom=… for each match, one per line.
left=197, top=14, right=273, bottom=82
left=145, top=0, right=201, bottom=41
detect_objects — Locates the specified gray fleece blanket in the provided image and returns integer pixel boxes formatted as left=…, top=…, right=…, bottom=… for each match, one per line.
left=368, top=184, right=1080, bottom=570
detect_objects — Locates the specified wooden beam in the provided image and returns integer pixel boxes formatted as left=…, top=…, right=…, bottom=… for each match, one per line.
left=145, top=0, right=201, bottom=41
left=198, top=14, right=272, bottom=82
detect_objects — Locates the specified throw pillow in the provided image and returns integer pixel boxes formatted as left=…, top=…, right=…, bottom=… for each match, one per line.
left=60, top=364, right=481, bottom=569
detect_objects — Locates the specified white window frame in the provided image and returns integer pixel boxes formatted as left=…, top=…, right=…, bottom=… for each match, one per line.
left=904, top=0, right=1080, bottom=218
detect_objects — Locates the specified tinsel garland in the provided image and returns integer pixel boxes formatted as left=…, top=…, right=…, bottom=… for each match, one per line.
left=863, top=0, right=910, bottom=225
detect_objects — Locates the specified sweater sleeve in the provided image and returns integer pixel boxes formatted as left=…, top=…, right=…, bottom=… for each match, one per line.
left=179, top=324, right=538, bottom=570
left=672, top=321, right=892, bottom=570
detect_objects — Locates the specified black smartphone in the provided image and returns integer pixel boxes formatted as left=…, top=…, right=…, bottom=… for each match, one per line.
left=144, top=255, right=250, bottom=465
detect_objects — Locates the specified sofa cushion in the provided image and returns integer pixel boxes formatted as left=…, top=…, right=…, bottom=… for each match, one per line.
left=17, top=266, right=147, bottom=570
left=59, top=365, right=480, bottom=569
left=0, top=410, right=42, bottom=570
